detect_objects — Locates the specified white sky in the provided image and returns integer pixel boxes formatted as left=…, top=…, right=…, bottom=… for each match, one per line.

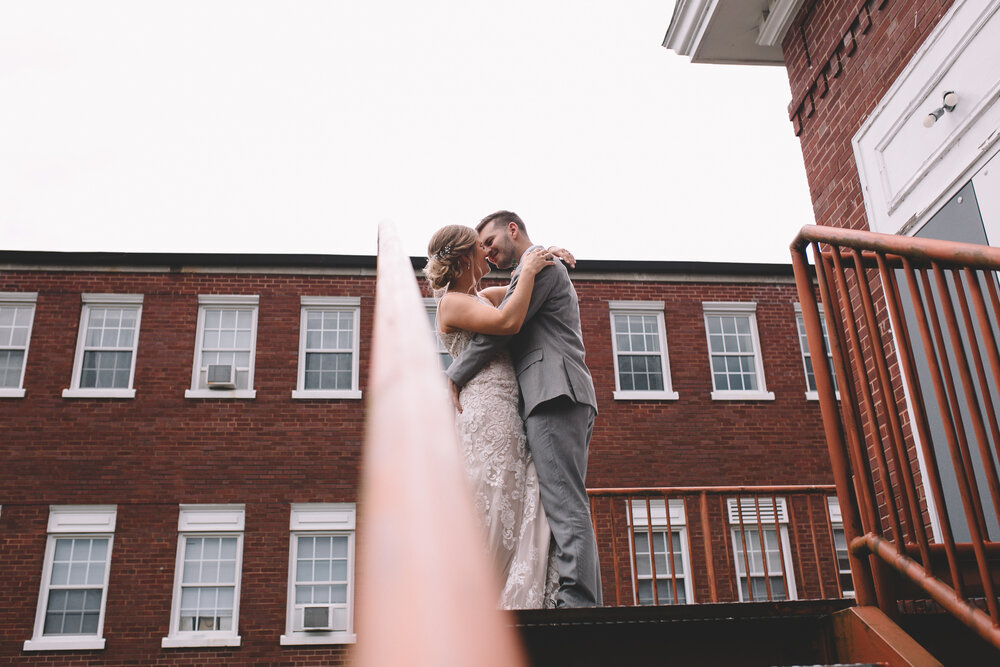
left=0, top=1, right=815, bottom=263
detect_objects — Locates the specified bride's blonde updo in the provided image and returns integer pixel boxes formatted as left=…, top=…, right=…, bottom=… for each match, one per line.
left=425, top=224, right=478, bottom=290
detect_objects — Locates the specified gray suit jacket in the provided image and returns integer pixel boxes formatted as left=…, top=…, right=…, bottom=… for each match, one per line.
left=446, top=253, right=597, bottom=418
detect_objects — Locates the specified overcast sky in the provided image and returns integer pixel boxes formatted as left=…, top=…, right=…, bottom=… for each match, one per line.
left=1, top=1, right=815, bottom=264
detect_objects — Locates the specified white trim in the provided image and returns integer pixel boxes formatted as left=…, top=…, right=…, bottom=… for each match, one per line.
left=163, top=505, right=245, bottom=648
left=300, top=296, right=360, bottom=307
left=282, top=503, right=357, bottom=645
left=178, top=504, right=245, bottom=532
left=0, top=292, right=37, bottom=397
left=189, top=297, right=259, bottom=396
left=197, top=294, right=259, bottom=306
left=727, top=497, right=789, bottom=525
left=0, top=291, right=38, bottom=302
left=65, top=296, right=143, bottom=398
left=294, top=300, right=361, bottom=399
left=81, top=293, right=144, bottom=304
left=23, top=637, right=107, bottom=651
left=710, top=390, right=775, bottom=401
left=703, top=302, right=771, bottom=399
left=702, top=301, right=757, bottom=312
left=185, top=389, right=257, bottom=400
left=853, top=0, right=1000, bottom=236
left=609, top=302, right=679, bottom=400
left=48, top=506, right=117, bottom=533
left=827, top=496, right=843, bottom=524
left=756, top=0, right=806, bottom=47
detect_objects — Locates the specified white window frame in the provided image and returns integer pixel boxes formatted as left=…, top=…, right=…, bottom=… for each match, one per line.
left=281, top=503, right=357, bottom=645
left=727, top=497, right=797, bottom=602
left=609, top=301, right=679, bottom=400
left=24, top=506, right=117, bottom=652
left=0, top=291, right=37, bottom=398
left=627, top=498, right=692, bottom=605
left=827, top=497, right=854, bottom=598
left=423, top=297, right=453, bottom=370
left=62, top=294, right=142, bottom=399
left=794, top=303, right=840, bottom=401
left=162, top=505, right=245, bottom=648
left=703, top=302, right=774, bottom=401
left=292, top=296, right=362, bottom=400
left=185, top=295, right=258, bottom=400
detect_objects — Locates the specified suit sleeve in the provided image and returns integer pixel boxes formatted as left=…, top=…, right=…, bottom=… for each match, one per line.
left=444, top=261, right=562, bottom=387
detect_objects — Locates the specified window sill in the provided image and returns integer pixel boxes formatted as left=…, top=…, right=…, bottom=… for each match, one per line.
left=280, top=631, right=357, bottom=645
left=184, top=389, right=256, bottom=400
left=0, top=388, right=26, bottom=398
left=710, top=390, right=775, bottom=401
left=161, top=634, right=242, bottom=648
left=612, top=390, right=679, bottom=401
left=291, top=390, right=363, bottom=400
left=23, top=636, right=106, bottom=651
left=805, top=391, right=840, bottom=401
left=62, top=388, right=136, bottom=399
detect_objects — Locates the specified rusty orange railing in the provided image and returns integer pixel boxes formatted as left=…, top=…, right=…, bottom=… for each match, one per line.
left=791, top=224, right=1000, bottom=650
left=355, top=222, right=526, bottom=666
left=588, top=485, right=844, bottom=606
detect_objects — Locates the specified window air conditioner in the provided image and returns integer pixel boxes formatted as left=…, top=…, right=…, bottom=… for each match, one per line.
left=206, top=364, right=236, bottom=389
left=302, top=606, right=333, bottom=631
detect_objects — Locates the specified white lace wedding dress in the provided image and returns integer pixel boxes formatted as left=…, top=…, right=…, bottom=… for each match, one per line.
left=439, top=303, right=557, bottom=609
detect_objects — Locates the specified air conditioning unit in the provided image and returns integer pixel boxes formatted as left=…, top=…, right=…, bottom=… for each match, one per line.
left=206, top=364, right=236, bottom=389
left=302, top=606, right=333, bottom=631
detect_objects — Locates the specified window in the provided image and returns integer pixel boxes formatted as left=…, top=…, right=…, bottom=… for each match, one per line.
left=186, top=295, right=258, bottom=399
left=423, top=298, right=452, bottom=370
left=703, top=302, right=774, bottom=400
left=24, top=506, right=116, bottom=652
left=62, top=294, right=142, bottom=399
left=828, top=497, right=854, bottom=598
left=293, top=297, right=362, bottom=399
left=629, top=498, right=691, bottom=605
left=728, top=497, right=796, bottom=601
left=163, top=505, right=245, bottom=648
left=609, top=301, right=678, bottom=400
left=281, top=504, right=357, bottom=645
left=795, top=303, right=839, bottom=401
left=0, top=292, right=37, bottom=398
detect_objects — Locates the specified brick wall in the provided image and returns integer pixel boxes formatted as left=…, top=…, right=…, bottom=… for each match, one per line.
left=782, top=0, right=956, bottom=232
left=0, top=263, right=835, bottom=664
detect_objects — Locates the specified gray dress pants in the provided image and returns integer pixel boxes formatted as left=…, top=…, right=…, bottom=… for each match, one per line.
left=524, top=396, right=602, bottom=607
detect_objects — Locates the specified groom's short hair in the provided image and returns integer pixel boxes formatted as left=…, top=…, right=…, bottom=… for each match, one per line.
left=477, top=210, right=526, bottom=234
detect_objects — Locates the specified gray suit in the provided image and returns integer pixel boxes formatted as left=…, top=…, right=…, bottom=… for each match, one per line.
left=446, top=249, right=602, bottom=607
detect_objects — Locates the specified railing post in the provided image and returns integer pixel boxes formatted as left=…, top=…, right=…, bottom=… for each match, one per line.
left=791, top=241, right=877, bottom=607
left=355, top=222, right=526, bottom=667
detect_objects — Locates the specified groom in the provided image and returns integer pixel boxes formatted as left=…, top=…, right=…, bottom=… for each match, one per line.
left=447, top=210, right=602, bottom=607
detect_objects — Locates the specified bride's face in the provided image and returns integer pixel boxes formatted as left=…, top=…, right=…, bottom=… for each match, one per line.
left=471, top=242, right=490, bottom=281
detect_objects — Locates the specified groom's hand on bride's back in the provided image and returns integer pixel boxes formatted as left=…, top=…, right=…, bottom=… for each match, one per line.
left=449, top=379, right=463, bottom=413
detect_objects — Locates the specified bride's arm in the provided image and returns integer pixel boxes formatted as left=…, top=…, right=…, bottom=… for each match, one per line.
left=479, top=286, right=507, bottom=307
left=438, top=249, right=553, bottom=336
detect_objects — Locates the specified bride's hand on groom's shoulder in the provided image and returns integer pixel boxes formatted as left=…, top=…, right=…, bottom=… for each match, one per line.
left=521, top=248, right=556, bottom=276
left=547, top=246, right=575, bottom=268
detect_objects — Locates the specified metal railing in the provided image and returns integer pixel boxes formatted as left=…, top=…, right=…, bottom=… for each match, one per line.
left=355, top=222, right=526, bottom=666
left=588, top=485, right=843, bottom=606
left=791, top=224, right=1000, bottom=650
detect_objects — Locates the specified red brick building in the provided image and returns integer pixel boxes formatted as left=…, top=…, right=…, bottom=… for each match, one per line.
left=665, top=0, right=1000, bottom=661
left=0, top=250, right=842, bottom=664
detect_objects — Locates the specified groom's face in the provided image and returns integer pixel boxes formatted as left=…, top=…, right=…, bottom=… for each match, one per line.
left=479, top=222, right=516, bottom=269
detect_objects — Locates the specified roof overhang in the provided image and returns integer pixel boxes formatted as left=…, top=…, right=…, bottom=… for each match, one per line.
left=663, top=0, right=805, bottom=66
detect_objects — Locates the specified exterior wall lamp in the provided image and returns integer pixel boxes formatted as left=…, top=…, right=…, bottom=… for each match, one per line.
left=922, top=91, right=958, bottom=128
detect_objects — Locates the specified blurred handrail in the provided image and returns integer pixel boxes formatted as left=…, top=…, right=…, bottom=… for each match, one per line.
left=355, top=221, right=526, bottom=666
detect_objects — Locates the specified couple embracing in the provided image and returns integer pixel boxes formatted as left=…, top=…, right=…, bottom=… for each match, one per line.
left=425, top=210, right=601, bottom=609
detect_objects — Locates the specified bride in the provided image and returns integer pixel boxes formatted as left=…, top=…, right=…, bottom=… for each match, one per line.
left=425, top=224, right=558, bottom=609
